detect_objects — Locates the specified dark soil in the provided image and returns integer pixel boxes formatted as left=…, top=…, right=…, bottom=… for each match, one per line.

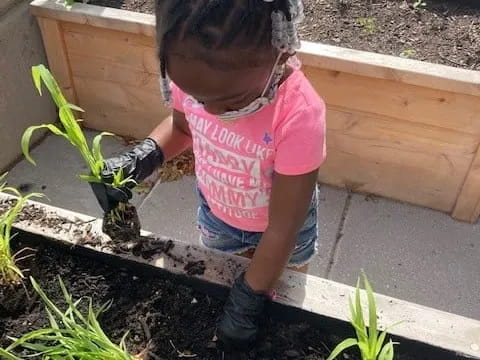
left=0, top=237, right=342, bottom=360
left=102, top=202, right=141, bottom=244
left=83, top=0, right=480, bottom=70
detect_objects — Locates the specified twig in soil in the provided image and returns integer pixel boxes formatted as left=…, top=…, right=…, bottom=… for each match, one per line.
left=140, top=317, right=152, bottom=342
left=169, top=340, right=197, bottom=358
left=438, top=53, right=464, bottom=67
left=148, top=352, right=165, bottom=360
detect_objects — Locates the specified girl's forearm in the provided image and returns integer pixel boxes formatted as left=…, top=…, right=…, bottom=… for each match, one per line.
left=148, top=113, right=192, bottom=161
left=245, top=230, right=296, bottom=292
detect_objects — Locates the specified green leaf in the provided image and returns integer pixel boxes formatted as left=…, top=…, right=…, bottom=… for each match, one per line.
left=363, top=273, right=378, bottom=356
left=31, top=66, right=43, bottom=95
left=21, top=124, right=69, bottom=165
left=378, top=340, right=395, bottom=360
left=0, top=348, right=22, bottom=360
left=326, top=338, right=357, bottom=360
left=66, top=103, right=85, bottom=113
left=92, top=132, right=113, bottom=164
left=79, top=174, right=101, bottom=183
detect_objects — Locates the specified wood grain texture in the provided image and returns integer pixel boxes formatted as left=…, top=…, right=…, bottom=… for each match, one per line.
left=303, top=65, right=480, bottom=135
left=321, top=107, right=477, bottom=212
left=452, top=145, right=480, bottom=222
left=36, top=17, right=77, bottom=103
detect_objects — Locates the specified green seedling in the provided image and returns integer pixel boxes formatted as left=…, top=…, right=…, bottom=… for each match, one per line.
left=0, top=276, right=143, bottom=360
left=358, top=17, right=377, bottom=34
left=22, top=65, right=135, bottom=218
left=0, top=174, right=43, bottom=286
left=327, top=273, right=402, bottom=360
left=64, top=0, right=74, bottom=6
left=400, top=49, right=417, bottom=58
left=413, top=0, right=426, bottom=9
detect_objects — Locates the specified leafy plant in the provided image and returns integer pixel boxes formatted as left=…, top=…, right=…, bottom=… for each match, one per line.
left=64, top=0, right=74, bottom=6
left=0, top=276, right=141, bottom=359
left=358, top=17, right=377, bottom=34
left=22, top=65, right=134, bottom=219
left=327, top=273, right=401, bottom=360
left=413, top=0, right=426, bottom=9
left=0, top=174, right=43, bottom=286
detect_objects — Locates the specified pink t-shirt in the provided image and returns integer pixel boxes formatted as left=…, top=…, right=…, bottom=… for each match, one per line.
left=172, top=69, right=326, bottom=232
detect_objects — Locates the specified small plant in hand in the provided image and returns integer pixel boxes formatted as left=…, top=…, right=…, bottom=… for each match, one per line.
left=0, top=174, right=43, bottom=286
left=21, top=64, right=139, bottom=241
left=327, top=273, right=402, bottom=360
left=0, top=276, right=147, bottom=360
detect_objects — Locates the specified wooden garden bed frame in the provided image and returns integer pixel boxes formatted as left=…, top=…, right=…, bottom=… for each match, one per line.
left=29, top=0, right=480, bottom=223
left=1, top=192, right=480, bottom=358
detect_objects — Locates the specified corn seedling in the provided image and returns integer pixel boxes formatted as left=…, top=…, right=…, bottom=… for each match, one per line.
left=327, top=273, right=402, bottom=360
left=0, top=174, right=43, bottom=286
left=22, top=65, right=134, bottom=218
left=358, top=17, right=377, bottom=34
left=0, top=276, right=144, bottom=360
left=400, top=49, right=417, bottom=58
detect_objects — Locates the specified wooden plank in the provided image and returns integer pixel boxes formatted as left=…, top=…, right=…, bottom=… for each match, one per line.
left=452, top=145, right=480, bottom=222
left=69, top=55, right=160, bottom=92
left=36, top=17, right=77, bottom=103
left=304, top=65, right=480, bottom=135
left=63, top=28, right=159, bottom=74
left=62, top=21, right=156, bottom=48
left=3, top=193, right=480, bottom=359
left=30, top=0, right=156, bottom=37
left=76, top=101, right=169, bottom=139
left=73, top=76, right=166, bottom=116
left=320, top=107, right=477, bottom=212
left=299, top=41, right=480, bottom=97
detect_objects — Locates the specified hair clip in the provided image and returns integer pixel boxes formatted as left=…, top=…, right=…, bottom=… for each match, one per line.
left=159, top=76, right=172, bottom=107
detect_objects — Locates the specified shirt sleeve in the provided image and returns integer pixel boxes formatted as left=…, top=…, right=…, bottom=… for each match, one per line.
left=274, top=101, right=326, bottom=176
left=170, top=82, right=187, bottom=113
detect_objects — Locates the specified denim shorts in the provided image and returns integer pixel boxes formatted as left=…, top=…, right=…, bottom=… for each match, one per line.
left=196, top=187, right=318, bottom=267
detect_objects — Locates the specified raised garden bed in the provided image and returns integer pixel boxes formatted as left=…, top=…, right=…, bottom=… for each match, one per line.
left=1, top=194, right=479, bottom=359
left=29, top=0, right=480, bottom=223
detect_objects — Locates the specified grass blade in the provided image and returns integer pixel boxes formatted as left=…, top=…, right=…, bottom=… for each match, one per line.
left=21, top=124, right=70, bottom=165
left=326, top=338, right=357, bottom=360
left=363, top=273, right=378, bottom=357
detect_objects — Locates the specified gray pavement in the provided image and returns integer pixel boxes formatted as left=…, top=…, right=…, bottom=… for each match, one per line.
left=5, top=132, right=479, bottom=320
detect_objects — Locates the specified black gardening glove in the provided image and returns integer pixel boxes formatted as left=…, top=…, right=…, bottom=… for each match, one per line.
left=217, top=273, right=268, bottom=351
left=90, top=138, right=164, bottom=212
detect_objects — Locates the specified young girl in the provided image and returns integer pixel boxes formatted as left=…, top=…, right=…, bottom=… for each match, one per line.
left=92, top=0, right=326, bottom=351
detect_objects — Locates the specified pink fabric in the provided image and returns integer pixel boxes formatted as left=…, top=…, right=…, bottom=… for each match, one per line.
left=171, top=70, right=326, bottom=232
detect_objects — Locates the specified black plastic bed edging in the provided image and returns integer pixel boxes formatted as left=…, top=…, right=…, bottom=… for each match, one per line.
left=16, top=229, right=471, bottom=360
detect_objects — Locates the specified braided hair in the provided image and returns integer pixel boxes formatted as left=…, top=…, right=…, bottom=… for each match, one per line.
left=155, top=0, right=304, bottom=105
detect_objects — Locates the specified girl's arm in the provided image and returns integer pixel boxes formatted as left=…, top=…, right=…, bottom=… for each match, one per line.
left=245, top=169, right=319, bottom=291
left=149, top=109, right=192, bottom=160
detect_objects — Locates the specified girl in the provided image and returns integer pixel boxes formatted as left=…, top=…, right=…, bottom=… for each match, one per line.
left=92, top=0, right=326, bottom=351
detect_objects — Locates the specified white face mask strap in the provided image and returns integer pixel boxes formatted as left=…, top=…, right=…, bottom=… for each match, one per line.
left=260, top=52, right=284, bottom=98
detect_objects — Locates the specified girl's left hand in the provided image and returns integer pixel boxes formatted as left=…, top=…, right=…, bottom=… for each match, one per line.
left=216, top=272, right=267, bottom=351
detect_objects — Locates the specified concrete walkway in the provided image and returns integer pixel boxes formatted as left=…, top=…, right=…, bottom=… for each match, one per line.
left=6, top=131, right=479, bottom=320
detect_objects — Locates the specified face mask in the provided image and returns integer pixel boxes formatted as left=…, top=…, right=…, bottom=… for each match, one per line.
left=187, top=53, right=285, bottom=122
